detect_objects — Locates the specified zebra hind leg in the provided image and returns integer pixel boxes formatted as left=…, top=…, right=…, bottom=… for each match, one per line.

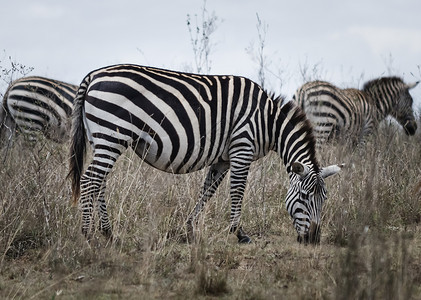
left=80, top=157, right=116, bottom=241
left=186, top=162, right=229, bottom=243
left=96, top=181, right=113, bottom=240
left=79, top=172, right=97, bottom=240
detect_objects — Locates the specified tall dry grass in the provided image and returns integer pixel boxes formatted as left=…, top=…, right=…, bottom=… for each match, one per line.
left=1, top=119, right=421, bottom=299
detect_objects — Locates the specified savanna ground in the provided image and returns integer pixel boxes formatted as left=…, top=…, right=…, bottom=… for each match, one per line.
left=1, top=118, right=421, bottom=300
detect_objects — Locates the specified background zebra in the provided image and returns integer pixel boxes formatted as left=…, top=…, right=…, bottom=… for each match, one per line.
left=68, top=64, right=342, bottom=244
left=293, top=77, right=418, bottom=146
left=0, top=76, right=77, bottom=144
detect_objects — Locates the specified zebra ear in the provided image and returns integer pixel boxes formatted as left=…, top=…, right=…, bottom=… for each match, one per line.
left=406, top=81, right=419, bottom=90
left=291, top=162, right=310, bottom=177
left=320, top=164, right=344, bottom=179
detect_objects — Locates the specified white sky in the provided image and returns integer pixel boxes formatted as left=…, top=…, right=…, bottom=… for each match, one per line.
left=1, top=0, right=421, bottom=109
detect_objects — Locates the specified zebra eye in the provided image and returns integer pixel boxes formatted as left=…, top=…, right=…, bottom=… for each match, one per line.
left=300, top=190, right=309, bottom=199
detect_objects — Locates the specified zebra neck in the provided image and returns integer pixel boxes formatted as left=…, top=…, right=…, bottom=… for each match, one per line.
left=273, top=101, right=319, bottom=174
left=247, top=96, right=278, bottom=158
left=364, top=81, right=400, bottom=120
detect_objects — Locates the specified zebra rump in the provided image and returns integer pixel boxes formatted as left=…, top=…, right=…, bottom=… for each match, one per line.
left=0, top=76, right=77, bottom=143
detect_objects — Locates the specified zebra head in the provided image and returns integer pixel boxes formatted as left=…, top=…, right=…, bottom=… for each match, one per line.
left=396, top=81, right=419, bottom=136
left=287, top=162, right=342, bottom=244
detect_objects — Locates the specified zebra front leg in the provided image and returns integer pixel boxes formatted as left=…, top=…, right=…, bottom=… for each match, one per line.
left=186, top=162, right=229, bottom=242
left=229, top=157, right=252, bottom=244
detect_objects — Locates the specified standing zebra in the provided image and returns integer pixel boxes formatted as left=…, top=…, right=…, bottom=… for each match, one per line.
left=293, top=77, right=418, bottom=146
left=68, top=64, right=342, bottom=244
left=0, top=76, right=77, bottom=144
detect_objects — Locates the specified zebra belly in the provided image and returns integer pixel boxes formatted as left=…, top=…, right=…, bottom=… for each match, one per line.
left=131, top=130, right=226, bottom=174
left=85, top=107, right=225, bottom=174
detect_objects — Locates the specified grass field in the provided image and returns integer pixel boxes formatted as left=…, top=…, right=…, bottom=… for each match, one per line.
left=1, top=119, right=421, bottom=299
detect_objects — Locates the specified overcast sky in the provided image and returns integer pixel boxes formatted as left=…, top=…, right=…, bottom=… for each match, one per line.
left=1, top=0, right=421, bottom=108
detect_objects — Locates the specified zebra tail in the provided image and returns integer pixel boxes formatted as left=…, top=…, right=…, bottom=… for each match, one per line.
left=68, top=75, right=90, bottom=206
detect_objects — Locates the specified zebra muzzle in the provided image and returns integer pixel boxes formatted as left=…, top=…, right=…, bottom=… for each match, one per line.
left=297, top=221, right=321, bottom=245
left=403, top=120, right=417, bottom=136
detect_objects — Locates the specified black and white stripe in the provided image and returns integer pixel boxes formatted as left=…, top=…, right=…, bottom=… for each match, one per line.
left=68, top=64, right=342, bottom=244
left=0, top=76, right=77, bottom=143
left=293, top=77, right=418, bottom=146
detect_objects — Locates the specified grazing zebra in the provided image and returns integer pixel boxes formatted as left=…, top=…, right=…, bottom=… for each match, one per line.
left=0, top=76, right=77, bottom=144
left=293, top=77, right=418, bottom=146
left=68, top=64, right=342, bottom=244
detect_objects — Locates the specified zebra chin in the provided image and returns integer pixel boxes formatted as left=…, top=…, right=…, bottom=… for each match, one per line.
left=297, top=222, right=321, bottom=245
left=403, top=120, right=417, bottom=136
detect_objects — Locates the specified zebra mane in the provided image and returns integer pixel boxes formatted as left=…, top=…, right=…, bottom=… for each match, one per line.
left=266, top=91, right=286, bottom=106
left=280, top=100, right=320, bottom=173
left=362, top=76, right=404, bottom=92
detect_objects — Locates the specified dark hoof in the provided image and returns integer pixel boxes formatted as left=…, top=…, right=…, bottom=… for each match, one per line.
left=101, top=229, right=113, bottom=241
left=235, top=226, right=251, bottom=244
left=238, top=235, right=252, bottom=244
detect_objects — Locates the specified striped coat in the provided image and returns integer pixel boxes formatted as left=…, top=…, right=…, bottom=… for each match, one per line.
left=294, top=77, right=418, bottom=146
left=68, top=64, right=342, bottom=244
left=0, top=76, right=77, bottom=143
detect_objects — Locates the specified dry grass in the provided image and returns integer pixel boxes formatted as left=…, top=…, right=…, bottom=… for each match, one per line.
left=1, top=120, right=421, bottom=299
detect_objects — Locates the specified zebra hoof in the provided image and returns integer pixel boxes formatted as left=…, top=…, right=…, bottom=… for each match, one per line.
left=238, top=235, right=252, bottom=244
left=234, top=226, right=251, bottom=244
left=101, top=228, right=113, bottom=241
